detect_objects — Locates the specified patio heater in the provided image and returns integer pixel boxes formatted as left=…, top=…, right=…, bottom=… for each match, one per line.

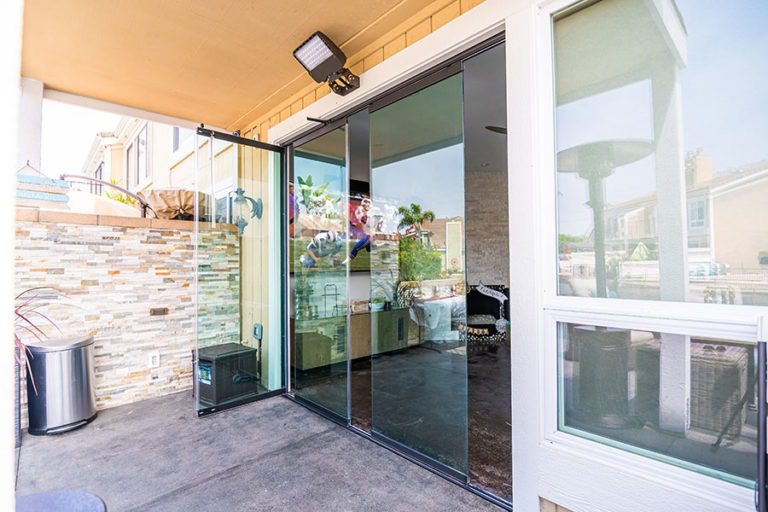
left=558, top=140, right=653, bottom=430
left=557, top=139, right=654, bottom=297
left=293, top=31, right=359, bottom=96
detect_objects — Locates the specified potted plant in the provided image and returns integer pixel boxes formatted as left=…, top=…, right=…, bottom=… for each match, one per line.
left=14, top=287, right=62, bottom=447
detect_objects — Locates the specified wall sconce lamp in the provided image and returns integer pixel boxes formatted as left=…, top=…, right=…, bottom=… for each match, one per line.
left=293, top=31, right=360, bottom=96
left=233, top=187, right=262, bottom=235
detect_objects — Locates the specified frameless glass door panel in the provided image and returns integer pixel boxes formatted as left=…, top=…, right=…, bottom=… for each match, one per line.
left=463, top=42, right=512, bottom=501
left=369, top=73, right=468, bottom=474
left=347, top=110, right=374, bottom=431
left=289, top=126, right=349, bottom=418
left=194, top=131, right=284, bottom=414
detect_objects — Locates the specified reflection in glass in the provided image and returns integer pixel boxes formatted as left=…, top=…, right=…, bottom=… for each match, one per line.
left=289, top=127, right=349, bottom=418
left=195, top=135, right=283, bottom=413
left=559, top=322, right=757, bottom=485
left=463, top=42, right=512, bottom=500
left=554, top=0, right=768, bottom=304
left=370, top=74, right=468, bottom=473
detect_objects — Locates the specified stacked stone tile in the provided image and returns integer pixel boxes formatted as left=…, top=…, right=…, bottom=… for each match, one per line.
left=15, top=208, right=240, bottom=426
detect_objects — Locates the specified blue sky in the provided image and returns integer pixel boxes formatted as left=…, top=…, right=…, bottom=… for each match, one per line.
left=373, top=144, right=465, bottom=219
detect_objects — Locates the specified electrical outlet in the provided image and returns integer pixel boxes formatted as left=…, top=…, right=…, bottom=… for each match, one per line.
left=253, top=323, right=263, bottom=341
left=148, top=350, right=160, bottom=368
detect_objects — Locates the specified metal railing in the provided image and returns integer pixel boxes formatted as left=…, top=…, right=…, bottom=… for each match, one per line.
left=59, top=174, right=154, bottom=218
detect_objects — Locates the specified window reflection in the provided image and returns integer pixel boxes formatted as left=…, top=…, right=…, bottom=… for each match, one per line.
left=289, top=127, right=349, bottom=418
left=559, top=322, right=757, bottom=484
left=555, top=0, right=768, bottom=305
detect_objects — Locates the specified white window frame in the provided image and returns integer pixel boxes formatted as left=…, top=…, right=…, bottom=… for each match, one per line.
left=214, top=184, right=236, bottom=224
left=93, top=161, right=104, bottom=195
left=134, top=124, right=150, bottom=190
left=171, top=126, right=196, bottom=167
left=267, top=0, right=764, bottom=510
left=688, top=198, right=706, bottom=229
left=125, top=140, right=134, bottom=188
left=528, top=1, right=762, bottom=510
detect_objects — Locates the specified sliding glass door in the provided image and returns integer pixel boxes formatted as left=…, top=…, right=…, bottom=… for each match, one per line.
left=369, top=72, right=469, bottom=474
left=289, top=126, right=349, bottom=418
left=286, top=38, right=512, bottom=505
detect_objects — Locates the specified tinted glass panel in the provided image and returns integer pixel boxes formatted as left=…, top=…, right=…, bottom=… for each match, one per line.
left=464, top=43, right=512, bottom=500
left=289, top=127, right=349, bottom=418
left=369, top=73, right=468, bottom=473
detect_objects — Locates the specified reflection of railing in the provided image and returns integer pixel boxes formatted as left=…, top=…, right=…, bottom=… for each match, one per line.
left=60, top=174, right=154, bottom=218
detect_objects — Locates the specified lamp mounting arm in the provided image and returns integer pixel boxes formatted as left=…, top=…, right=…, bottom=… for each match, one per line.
left=327, top=67, right=359, bottom=96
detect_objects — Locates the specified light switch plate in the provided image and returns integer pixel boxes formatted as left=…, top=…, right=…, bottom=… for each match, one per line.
left=148, top=350, right=160, bottom=368
left=253, top=323, right=263, bottom=341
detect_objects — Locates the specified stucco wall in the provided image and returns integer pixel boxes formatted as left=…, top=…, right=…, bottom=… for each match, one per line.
left=712, top=177, right=768, bottom=270
left=15, top=208, right=240, bottom=425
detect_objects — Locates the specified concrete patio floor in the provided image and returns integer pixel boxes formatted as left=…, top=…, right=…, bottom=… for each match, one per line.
left=15, top=391, right=500, bottom=511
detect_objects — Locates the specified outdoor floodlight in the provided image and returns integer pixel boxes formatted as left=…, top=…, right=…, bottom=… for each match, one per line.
left=294, top=31, right=360, bottom=96
left=233, top=187, right=262, bottom=235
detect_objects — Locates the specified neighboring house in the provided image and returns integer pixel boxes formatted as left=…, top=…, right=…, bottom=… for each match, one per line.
left=82, top=119, right=239, bottom=221
left=603, top=151, right=768, bottom=269
left=710, top=165, right=768, bottom=270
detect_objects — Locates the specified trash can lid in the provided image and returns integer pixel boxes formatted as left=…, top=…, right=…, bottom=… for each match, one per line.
left=24, top=336, right=95, bottom=354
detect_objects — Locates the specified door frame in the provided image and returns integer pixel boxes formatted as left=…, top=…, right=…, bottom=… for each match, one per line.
left=282, top=33, right=512, bottom=511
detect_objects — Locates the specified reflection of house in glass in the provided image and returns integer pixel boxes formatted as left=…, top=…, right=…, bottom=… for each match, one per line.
left=590, top=153, right=768, bottom=304
left=422, top=217, right=465, bottom=274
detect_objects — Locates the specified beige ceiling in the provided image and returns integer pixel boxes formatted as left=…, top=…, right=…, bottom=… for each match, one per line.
left=22, top=0, right=437, bottom=129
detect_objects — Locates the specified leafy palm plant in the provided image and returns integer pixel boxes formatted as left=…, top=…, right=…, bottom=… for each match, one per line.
left=397, top=203, right=435, bottom=236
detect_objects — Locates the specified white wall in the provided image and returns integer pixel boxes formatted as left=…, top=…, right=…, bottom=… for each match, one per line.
left=3, top=0, right=24, bottom=509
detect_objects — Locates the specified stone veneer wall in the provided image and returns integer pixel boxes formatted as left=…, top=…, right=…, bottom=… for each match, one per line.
left=466, top=166, right=510, bottom=286
left=15, top=208, right=240, bottom=426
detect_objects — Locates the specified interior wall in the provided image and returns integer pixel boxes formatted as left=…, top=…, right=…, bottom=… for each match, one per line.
left=465, top=165, right=509, bottom=285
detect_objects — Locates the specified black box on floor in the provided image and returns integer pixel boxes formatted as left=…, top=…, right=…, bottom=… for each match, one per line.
left=197, top=343, right=259, bottom=406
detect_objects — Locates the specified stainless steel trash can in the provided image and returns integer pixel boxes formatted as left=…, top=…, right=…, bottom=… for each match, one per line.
left=25, top=336, right=97, bottom=435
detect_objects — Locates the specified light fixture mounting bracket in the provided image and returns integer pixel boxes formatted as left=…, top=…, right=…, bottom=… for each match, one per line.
left=327, top=67, right=359, bottom=96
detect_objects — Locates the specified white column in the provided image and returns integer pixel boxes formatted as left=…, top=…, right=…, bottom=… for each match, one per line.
left=16, top=77, right=44, bottom=172
left=659, top=333, right=690, bottom=432
left=2, top=0, right=25, bottom=509
left=652, top=64, right=690, bottom=433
